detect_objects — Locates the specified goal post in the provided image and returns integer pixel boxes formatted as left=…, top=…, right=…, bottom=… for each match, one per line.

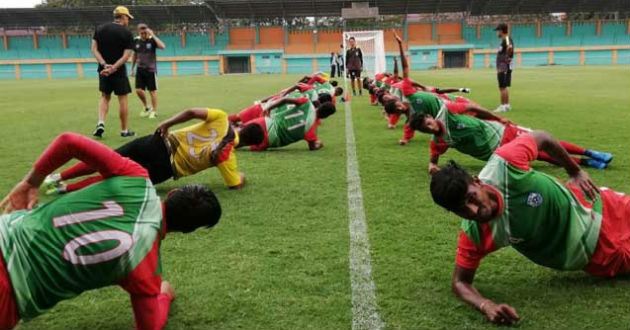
left=342, top=30, right=386, bottom=87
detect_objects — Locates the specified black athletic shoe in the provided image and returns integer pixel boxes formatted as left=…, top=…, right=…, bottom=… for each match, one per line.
left=93, top=124, right=105, bottom=138
left=121, top=130, right=136, bottom=138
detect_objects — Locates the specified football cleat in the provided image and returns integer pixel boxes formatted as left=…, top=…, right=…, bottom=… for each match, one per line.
left=585, top=150, right=613, bottom=164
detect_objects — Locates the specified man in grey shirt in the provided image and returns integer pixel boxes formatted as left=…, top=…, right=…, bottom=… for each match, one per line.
left=131, top=23, right=165, bottom=119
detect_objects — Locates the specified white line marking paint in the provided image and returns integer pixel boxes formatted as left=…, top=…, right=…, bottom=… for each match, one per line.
left=345, top=95, right=385, bottom=330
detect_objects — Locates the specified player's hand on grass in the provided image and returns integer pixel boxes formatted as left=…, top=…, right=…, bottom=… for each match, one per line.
left=480, top=300, right=520, bottom=325
left=568, top=169, right=600, bottom=200
left=0, top=180, right=39, bottom=213
left=387, top=124, right=396, bottom=129
left=398, top=138, right=409, bottom=146
left=428, top=163, right=441, bottom=175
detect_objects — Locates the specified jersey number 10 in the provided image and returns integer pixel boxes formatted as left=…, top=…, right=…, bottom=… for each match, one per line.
left=53, top=201, right=133, bottom=265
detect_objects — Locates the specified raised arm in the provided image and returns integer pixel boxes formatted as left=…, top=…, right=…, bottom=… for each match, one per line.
left=156, top=108, right=209, bottom=137
left=1, top=133, right=144, bottom=212
left=393, top=31, right=409, bottom=79
left=148, top=29, right=166, bottom=49
left=393, top=57, right=399, bottom=78
left=452, top=265, right=519, bottom=325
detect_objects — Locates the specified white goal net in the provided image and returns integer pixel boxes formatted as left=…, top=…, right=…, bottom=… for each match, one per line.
left=342, top=30, right=386, bottom=82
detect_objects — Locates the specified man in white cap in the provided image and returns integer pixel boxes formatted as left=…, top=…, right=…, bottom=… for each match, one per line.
left=91, top=6, right=136, bottom=138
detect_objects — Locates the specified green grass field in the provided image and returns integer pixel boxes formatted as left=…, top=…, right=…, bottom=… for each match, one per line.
left=0, top=65, right=628, bottom=329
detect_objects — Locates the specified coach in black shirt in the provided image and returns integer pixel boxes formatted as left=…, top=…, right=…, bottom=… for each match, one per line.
left=91, top=6, right=135, bottom=138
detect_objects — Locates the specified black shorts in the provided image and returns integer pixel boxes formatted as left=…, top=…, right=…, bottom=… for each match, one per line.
left=99, top=73, right=131, bottom=96
left=135, top=68, right=158, bottom=91
left=115, top=133, right=173, bottom=184
left=497, top=70, right=512, bottom=88
left=348, top=69, right=361, bottom=79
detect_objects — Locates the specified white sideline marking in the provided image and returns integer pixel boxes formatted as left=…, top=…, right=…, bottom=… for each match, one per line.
left=345, top=96, right=385, bottom=330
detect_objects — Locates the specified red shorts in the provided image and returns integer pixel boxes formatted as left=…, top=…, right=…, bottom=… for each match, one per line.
left=585, top=188, right=630, bottom=277
left=238, top=104, right=264, bottom=125
left=248, top=117, right=269, bottom=151
left=0, top=254, right=19, bottom=329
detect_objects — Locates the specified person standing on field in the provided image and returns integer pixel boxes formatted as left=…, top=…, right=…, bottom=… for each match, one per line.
left=345, top=37, right=363, bottom=96
left=494, top=23, right=514, bottom=113
left=329, top=52, right=338, bottom=78
left=131, top=23, right=165, bottom=119
left=91, top=6, right=136, bottom=138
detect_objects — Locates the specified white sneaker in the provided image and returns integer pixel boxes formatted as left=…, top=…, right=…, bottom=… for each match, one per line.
left=494, top=105, right=507, bottom=113
left=504, top=104, right=512, bottom=111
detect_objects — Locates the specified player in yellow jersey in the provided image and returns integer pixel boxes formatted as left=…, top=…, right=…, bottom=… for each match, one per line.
left=45, top=108, right=245, bottom=193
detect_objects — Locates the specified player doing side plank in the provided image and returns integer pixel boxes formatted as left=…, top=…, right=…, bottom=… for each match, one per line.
left=0, top=133, right=222, bottom=330
left=46, top=108, right=245, bottom=194
left=430, top=131, right=629, bottom=325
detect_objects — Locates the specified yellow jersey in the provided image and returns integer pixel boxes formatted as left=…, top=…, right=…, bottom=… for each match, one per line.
left=166, top=109, right=241, bottom=187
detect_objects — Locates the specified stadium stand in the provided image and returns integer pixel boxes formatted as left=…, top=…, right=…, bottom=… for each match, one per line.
left=0, top=2, right=628, bottom=79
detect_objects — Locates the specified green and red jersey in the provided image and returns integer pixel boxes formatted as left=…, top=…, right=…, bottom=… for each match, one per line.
left=0, top=133, right=171, bottom=329
left=456, top=134, right=630, bottom=276
left=429, top=108, right=506, bottom=160
left=249, top=97, right=319, bottom=151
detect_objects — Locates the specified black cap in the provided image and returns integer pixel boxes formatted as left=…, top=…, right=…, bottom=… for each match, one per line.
left=494, top=23, right=508, bottom=33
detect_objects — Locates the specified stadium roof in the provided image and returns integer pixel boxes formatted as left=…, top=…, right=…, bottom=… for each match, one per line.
left=1, top=0, right=629, bottom=29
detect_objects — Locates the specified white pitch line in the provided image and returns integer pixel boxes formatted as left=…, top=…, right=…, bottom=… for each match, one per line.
left=345, top=95, right=385, bottom=330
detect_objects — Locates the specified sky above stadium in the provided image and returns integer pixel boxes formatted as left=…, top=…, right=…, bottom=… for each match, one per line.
left=1, top=0, right=42, bottom=8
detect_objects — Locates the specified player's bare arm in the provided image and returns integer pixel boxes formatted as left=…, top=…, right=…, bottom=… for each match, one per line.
left=102, top=49, right=132, bottom=76
left=464, top=104, right=512, bottom=124
left=530, top=130, right=599, bottom=199
left=130, top=51, right=137, bottom=76
left=393, top=31, right=409, bottom=79
left=148, top=29, right=166, bottom=49
left=452, top=265, right=520, bottom=325
left=393, top=57, right=399, bottom=78
left=428, top=155, right=441, bottom=175
left=90, top=40, right=108, bottom=68
left=263, top=97, right=302, bottom=115
left=156, top=108, right=208, bottom=137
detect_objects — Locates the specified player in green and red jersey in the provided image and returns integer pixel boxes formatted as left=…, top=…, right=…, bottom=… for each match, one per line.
left=410, top=108, right=613, bottom=173
left=383, top=32, right=497, bottom=143
left=430, top=131, right=629, bottom=325
left=0, top=132, right=221, bottom=330
left=236, top=97, right=336, bottom=151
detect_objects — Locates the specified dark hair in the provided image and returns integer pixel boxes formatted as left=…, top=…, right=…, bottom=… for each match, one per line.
left=362, top=77, right=371, bottom=89
left=317, top=102, right=336, bottom=119
left=376, top=89, right=387, bottom=104
left=334, top=86, right=344, bottom=96
left=430, top=161, right=473, bottom=212
left=383, top=99, right=398, bottom=114
left=165, top=184, right=221, bottom=233
left=495, top=23, right=508, bottom=33
left=318, top=93, right=333, bottom=104
left=408, top=112, right=429, bottom=131
left=349, top=37, right=355, bottom=41
left=238, top=122, right=265, bottom=146
left=330, top=80, right=338, bottom=87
